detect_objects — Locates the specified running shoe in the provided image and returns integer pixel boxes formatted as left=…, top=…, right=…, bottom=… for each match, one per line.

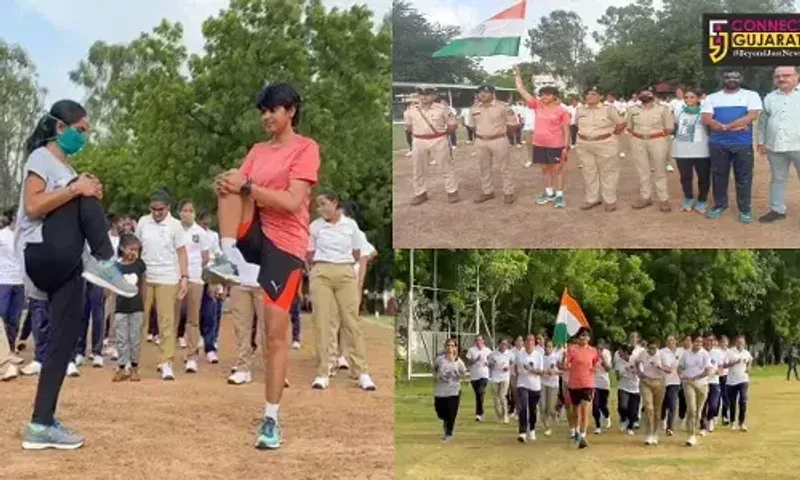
left=1, top=364, right=19, bottom=381
left=706, top=207, right=727, bottom=220
left=527, top=431, right=536, bottom=441
left=22, top=421, right=85, bottom=450
left=681, top=198, right=696, bottom=212
left=593, top=428, right=602, bottom=435
left=255, top=417, right=281, bottom=450
left=739, top=212, right=752, bottom=224
left=291, top=341, right=301, bottom=350
left=185, top=359, right=198, bottom=374
left=740, top=423, right=748, bottom=432
left=578, top=435, right=588, bottom=449
left=694, top=201, right=708, bottom=215
left=554, top=196, right=566, bottom=209
left=202, top=254, right=241, bottom=285
left=82, top=256, right=138, bottom=298
left=358, top=373, right=377, bottom=391
left=685, top=435, right=698, bottom=447
left=312, top=376, right=329, bottom=390
left=228, top=370, right=252, bottom=385
left=517, top=433, right=526, bottom=443
left=536, top=192, right=556, bottom=205
left=20, top=361, right=41, bottom=376
left=66, top=362, right=79, bottom=377
left=92, top=355, right=104, bottom=368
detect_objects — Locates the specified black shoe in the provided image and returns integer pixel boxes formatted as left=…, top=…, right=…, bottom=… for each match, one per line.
left=759, top=210, right=786, bottom=223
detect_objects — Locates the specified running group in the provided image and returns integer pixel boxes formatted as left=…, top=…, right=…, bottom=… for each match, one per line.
left=433, top=330, right=753, bottom=449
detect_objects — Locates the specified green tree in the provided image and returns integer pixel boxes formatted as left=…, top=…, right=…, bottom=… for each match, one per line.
left=526, top=10, right=593, bottom=89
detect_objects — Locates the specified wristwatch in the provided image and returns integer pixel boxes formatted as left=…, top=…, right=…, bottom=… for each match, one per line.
left=240, top=179, right=253, bottom=197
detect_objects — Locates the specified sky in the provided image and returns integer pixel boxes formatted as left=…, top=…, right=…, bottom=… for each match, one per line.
left=0, top=0, right=391, bottom=104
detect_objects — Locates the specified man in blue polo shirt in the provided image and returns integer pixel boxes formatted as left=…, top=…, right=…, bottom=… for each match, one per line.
left=701, top=70, right=763, bottom=223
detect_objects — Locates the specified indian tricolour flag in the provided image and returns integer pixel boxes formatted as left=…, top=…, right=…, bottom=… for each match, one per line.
left=432, top=1, right=527, bottom=58
left=553, top=289, right=590, bottom=346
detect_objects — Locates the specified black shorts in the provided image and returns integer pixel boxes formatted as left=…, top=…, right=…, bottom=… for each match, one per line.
left=533, top=146, right=564, bottom=165
left=568, top=388, right=594, bottom=405
left=236, top=212, right=304, bottom=313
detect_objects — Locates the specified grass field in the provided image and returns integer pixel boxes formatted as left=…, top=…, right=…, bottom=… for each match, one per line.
left=395, top=367, right=800, bottom=480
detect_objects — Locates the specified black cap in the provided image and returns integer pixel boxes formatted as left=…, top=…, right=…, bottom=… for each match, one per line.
left=584, top=85, right=600, bottom=95
left=477, top=84, right=495, bottom=93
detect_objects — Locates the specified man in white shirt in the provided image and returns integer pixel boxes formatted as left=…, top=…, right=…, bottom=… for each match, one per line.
left=592, top=339, right=613, bottom=434
left=679, top=333, right=713, bottom=446
left=660, top=335, right=683, bottom=436
left=136, top=189, right=189, bottom=381
left=466, top=336, right=492, bottom=421
left=488, top=338, right=514, bottom=423
left=723, top=335, right=753, bottom=431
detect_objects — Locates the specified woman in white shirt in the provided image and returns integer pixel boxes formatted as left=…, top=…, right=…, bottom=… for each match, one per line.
left=466, top=336, right=492, bottom=422
left=135, top=188, right=189, bottom=381
left=0, top=206, right=25, bottom=355
left=635, top=338, right=672, bottom=445
left=540, top=339, right=561, bottom=436
left=591, top=339, right=613, bottom=434
left=434, top=338, right=468, bottom=441
left=308, top=191, right=375, bottom=391
left=488, top=338, right=513, bottom=424
left=701, top=334, right=726, bottom=433
left=515, top=334, right=544, bottom=443
left=660, top=335, right=683, bottom=436
left=176, top=201, right=210, bottom=374
left=672, top=88, right=711, bottom=214
left=615, top=345, right=640, bottom=436
left=723, top=334, right=752, bottom=431
left=679, top=333, right=713, bottom=446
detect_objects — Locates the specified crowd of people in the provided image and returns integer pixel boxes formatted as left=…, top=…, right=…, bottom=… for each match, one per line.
left=0, top=82, right=378, bottom=452
left=432, top=330, right=755, bottom=450
left=402, top=66, right=800, bottom=224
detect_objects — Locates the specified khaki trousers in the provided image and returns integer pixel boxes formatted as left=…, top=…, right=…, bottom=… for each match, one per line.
left=230, top=285, right=264, bottom=372
left=0, top=320, right=11, bottom=363
left=142, top=282, right=179, bottom=365
left=476, top=137, right=514, bottom=195
left=412, top=137, right=458, bottom=196
left=329, top=311, right=348, bottom=363
left=631, top=136, right=670, bottom=201
left=541, top=385, right=560, bottom=430
left=491, top=380, right=510, bottom=420
left=577, top=137, right=620, bottom=204
left=683, top=380, right=709, bottom=437
left=641, top=378, right=666, bottom=436
left=310, top=263, right=367, bottom=378
left=181, top=283, right=204, bottom=359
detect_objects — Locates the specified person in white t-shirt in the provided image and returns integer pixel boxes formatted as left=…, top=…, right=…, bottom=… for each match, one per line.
left=136, top=188, right=189, bottom=381
left=176, top=201, right=211, bottom=374
left=488, top=338, right=514, bottom=423
left=615, top=345, right=640, bottom=436
left=0, top=206, right=25, bottom=363
left=567, top=97, right=580, bottom=148
left=466, top=336, right=492, bottom=422
left=679, top=333, right=713, bottom=446
left=723, top=335, right=752, bottom=431
left=197, top=211, right=224, bottom=356
left=660, top=335, right=683, bottom=436
left=508, top=335, right=524, bottom=418
left=460, top=106, right=475, bottom=144
left=308, top=192, right=375, bottom=392
left=540, top=339, right=561, bottom=436
left=635, top=338, right=672, bottom=445
left=717, top=335, right=731, bottom=425
left=701, top=334, right=726, bottom=433
left=520, top=103, right=535, bottom=167
left=592, top=339, right=613, bottom=434
left=515, top=334, right=544, bottom=443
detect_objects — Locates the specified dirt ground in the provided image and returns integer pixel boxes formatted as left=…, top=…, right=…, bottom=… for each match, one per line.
left=392, top=138, right=800, bottom=249
left=0, top=315, right=394, bottom=480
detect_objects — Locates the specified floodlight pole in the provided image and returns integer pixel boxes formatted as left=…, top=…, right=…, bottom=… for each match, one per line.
left=407, top=249, right=414, bottom=381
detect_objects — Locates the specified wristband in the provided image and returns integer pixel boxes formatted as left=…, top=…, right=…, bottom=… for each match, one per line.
left=181, top=275, right=189, bottom=280
left=240, top=179, right=253, bottom=197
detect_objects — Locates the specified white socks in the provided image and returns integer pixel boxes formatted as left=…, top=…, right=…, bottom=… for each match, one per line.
left=221, top=237, right=247, bottom=269
left=265, top=402, right=279, bottom=420
left=546, top=188, right=554, bottom=196
left=556, top=190, right=564, bottom=198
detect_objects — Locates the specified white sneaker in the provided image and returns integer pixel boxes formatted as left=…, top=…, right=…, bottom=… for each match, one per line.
left=544, top=429, right=552, bottom=437
left=527, top=431, right=536, bottom=441
left=732, top=423, right=740, bottom=431
left=312, top=376, right=329, bottom=390
left=7, top=354, right=24, bottom=365
left=524, top=161, right=533, bottom=168
left=291, top=341, right=301, bottom=350
left=178, top=337, right=187, bottom=349
left=92, top=355, right=104, bottom=368
left=228, top=370, right=252, bottom=385
left=645, top=435, right=654, bottom=445
left=75, top=354, right=85, bottom=367
left=358, top=373, right=377, bottom=391
left=147, top=334, right=154, bottom=343
left=709, top=419, right=715, bottom=432
left=67, top=362, right=80, bottom=377
left=207, top=351, right=219, bottom=364
left=620, top=421, right=628, bottom=433
left=503, top=415, right=509, bottom=424
left=699, top=429, right=708, bottom=437
left=517, top=433, right=526, bottom=443
left=476, top=415, right=484, bottom=422
left=653, top=435, right=660, bottom=445
left=198, top=338, right=204, bottom=350
left=110, top=347, right=119, bottom=361
left=337, top=356, right=350, bottom=370
left=161, top=363, right=175, bottom=381
left=740, top=423, right=748, bottom=432
left=215, top=343, right=218, bottom=350
left=103, top=338, right=109, bottom=347
left=21, top=361, right=41, bottom=376
left=686, top=435, right=698, bottom=446
left=185, top=359, right=198, bottom=373
left=605, top=417, right=612, bottom=429
left=1, top=364, right=19, bottom=381
left=154, top=336, right=161, bottom=345
left=667, top=164, right=675, bottom=172
left=594, top=428, right=602, bottom=435
left=627, top=429, right=635, bottom=436
left=404, top=151, right=413, bottom=157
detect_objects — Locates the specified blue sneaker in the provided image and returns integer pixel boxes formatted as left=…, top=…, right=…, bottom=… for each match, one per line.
left=82, top=257, right=138, bottom=298
left=22, top=421, right=85, bottom=450
left=694, top=201, right=708, bottom=215
left=739, top=212, right=752, bottom=224
left=255, top=416, right=281, bottom=450
left=536, top=192, right=556, bottom=205
left=681, top=198, right=695, bottom=212
left=202, top=254, right=241, bottom=286
left=706, top=207, right=726, bottom=220
left=554, top=196, right=566, bottom=209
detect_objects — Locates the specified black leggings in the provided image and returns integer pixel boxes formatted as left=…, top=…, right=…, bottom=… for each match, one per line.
left=678, top=385, right=687, bottom=420
left=660, top=384, right=680, bottom=430
left=727, top=383, right=749, bottom=425
left=788, top=362, right=799, bottom=380
left=26, top=192, right=113, bottom=426
left=618, top=390, right=640, bottom=428
left=434, top=394, right=460, bottom=436
left=592, top=388, right=610, bottom=428
left=517, top=387, right=540, bottom=434
left=471, top=378, right=488, bottom=417
left=676, top=157, right=711, bottom=202
left=405, top=131, right=413, bottom=149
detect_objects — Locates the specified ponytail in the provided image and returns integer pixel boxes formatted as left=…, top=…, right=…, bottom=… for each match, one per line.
left=25, top=100, right=87, bottom=156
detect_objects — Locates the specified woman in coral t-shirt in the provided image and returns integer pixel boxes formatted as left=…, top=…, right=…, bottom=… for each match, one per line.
left=207, top=83, right=320, bottom=451
left=563, top=328, right=600, bottom=449
left=513, top=65, right=572, bottom=208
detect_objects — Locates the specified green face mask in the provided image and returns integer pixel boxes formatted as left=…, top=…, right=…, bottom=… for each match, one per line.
left=56, top=126, right=87, bottom=155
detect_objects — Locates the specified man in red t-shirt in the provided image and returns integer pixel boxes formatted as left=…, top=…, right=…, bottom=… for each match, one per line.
left=563, top=328, right=599, bottom=449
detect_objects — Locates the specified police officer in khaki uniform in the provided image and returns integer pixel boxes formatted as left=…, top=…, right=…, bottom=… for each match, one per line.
left=575, top=87, right=627, bottom=212
left=626, top=88, right=675, bottom=212
left=404, top=85, right=459, bottom=206
left=471, top=84, right=519, bottom=204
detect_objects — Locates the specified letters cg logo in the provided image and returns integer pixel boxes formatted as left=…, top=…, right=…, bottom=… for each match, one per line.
left=708, top=19, right=729, bottom=64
